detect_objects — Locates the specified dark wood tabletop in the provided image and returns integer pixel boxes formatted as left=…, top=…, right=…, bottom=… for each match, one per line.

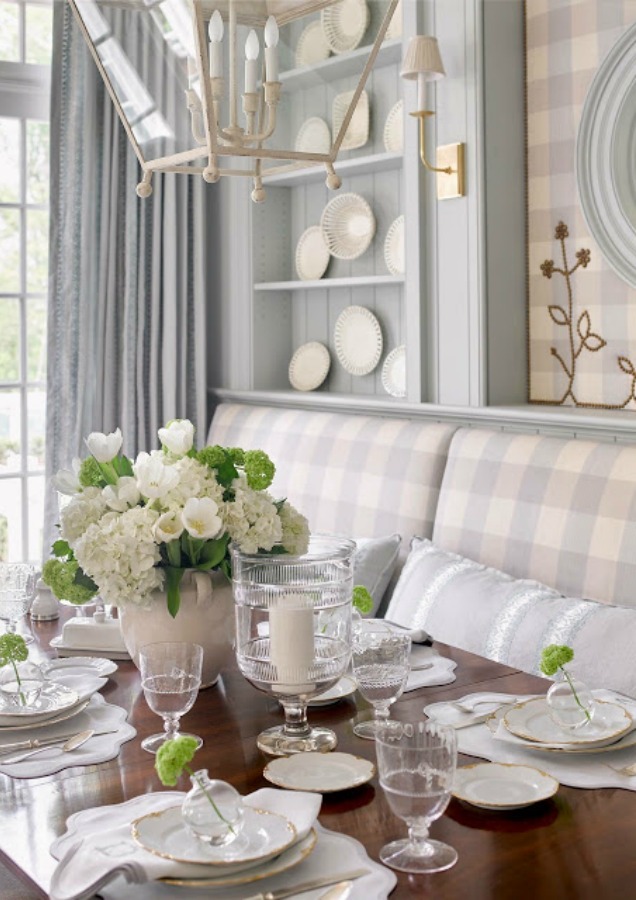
left=1, top=612, right=635, bottom=900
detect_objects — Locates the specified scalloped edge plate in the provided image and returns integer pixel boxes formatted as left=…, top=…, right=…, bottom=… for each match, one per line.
left=295, top=225, right=330, bottom=281
left=452, top=762, right=559, bottom=809
left=332, top=89, right=369, bottom=151
left=384, top=214, right=405, bottom=275
left=334, top=305, right=383, bottom=376
left=322, top=0, right=369, bottom=54
left=295, top=20, right=331, bottom=67
left=264, top=751, right=375, bottom=792
left=295, top=117, right=331, bottom=155
left=289, top=341, right=331, bottom=392
left=381, top=344, right=406, bottom=398
left=320, top=192, right=376, bottom=260
left=383, top=99, right=403, bottom=153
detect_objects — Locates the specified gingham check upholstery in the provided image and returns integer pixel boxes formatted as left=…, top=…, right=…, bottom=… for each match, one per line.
left=433, top=428, right=636, bottom=607
left=207, top=403, right=457, bottom=561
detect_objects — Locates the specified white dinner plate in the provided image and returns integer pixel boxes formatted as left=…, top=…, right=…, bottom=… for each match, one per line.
left=320, top=192, right=376, bottom=260
left=264, top=752, right=375, bottom=793
left=289, top=341, right=331, bottom=392
left=332, top=89, right=369, bottom=151
left=453, top=763, right=559, bottom=810
left=382, top=345, right=406, bottom=398
left=41, top=656, right=118, bottom=678
left=334, top=305, right=383, bottom=376
left=308, top=674, right=357, bottom=706
left=160, top=828, right=318, bottom=888
left=322, top=0, right=369, bottom=54
left=0, top=682, right=79, bottom=724
left=295, top=117, right=331, bottom=155
left=488, top=704, right=636, bottom=754
left=132, top=805, right=296, bottom=867
left=295, top=226, right=330, bottom=281
left=504, top=698, right=632, bottom=748
left=384, top=215, right=405, bottom=275
left=295, top=21, right=331, bottom=67
left=383, top=99, right=403, bottom=153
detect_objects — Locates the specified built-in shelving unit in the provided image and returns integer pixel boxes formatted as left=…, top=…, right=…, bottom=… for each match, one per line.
left=278, top=38, right=402, bottom=88
left=263, top=151, right=403, bottom=187
left=255, top=274, right=405, bottom=292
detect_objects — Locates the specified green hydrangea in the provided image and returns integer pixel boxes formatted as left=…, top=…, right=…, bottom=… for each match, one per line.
left=244, top=450, right=275, bottom=491
left=155, top=735, right=199, bottom=786
left=352, top=585, right=373, bottom=615
left=196, top=446, right=227, bottom=470
left=78, top=456, right=104, bottom=488
left=540, top=644, right=574, bottom=677
left=227, top=447, right=245, bottom=466
left=0, top=634, right=28, bottom=667
left=41, top=558, right=96, bottom=605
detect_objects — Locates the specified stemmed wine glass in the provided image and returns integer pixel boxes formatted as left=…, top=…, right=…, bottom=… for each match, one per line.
left=0, top=563, right=37, bottom=644
left=351, top=625, right=411, bottom=740
left=376, top=720, right=458, bottom=873
left=139, top=641, right=203, bottom=754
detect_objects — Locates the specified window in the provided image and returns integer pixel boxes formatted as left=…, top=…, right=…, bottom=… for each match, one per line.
left=0, top=0, right=51, bottom=562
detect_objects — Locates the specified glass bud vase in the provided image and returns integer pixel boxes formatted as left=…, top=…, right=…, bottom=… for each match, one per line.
left=546, top=668, right=595, bottom=730
left=181, top=770, right=245, bottom=846
left=0, top=662, right=44, bottom=708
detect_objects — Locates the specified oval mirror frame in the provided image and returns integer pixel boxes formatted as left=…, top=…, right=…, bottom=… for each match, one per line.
left=577, top=23, right=636, bottom=289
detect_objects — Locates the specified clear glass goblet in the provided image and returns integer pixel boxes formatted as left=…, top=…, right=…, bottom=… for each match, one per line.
left=351, top=625, right=411, bottom=740
left=376, top=720, right=458, bottom=874
left=139, top=641, right=203, bottom=754
left=0, top=562, right=37, bottom=644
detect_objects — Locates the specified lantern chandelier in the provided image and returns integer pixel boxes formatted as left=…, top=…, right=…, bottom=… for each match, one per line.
left=69, top=0, right=400, bottom=203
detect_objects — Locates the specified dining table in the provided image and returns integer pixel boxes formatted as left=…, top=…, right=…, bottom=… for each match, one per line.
left=1, top=611, right=636, bottom=900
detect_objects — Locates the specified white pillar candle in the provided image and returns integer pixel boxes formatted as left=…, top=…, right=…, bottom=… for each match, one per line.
left=264, top=15, right=279, bottom=83
left=245, top=29, right=259, bottom=93
left=269, top=592, right=314, bottom=694
left=208, top=10, right=223, bottom=78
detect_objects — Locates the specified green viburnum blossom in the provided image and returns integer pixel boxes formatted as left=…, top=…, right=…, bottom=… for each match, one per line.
left=78, top=456, right=105, bottom=488
left=540, top=644, right=574, bottom=677
left=155, top=737, right=236, bottom=834
left=42, top=558, right=97, bottom=605
left=227, top=448, right=245, bottom=466
left=244, top=450, right=275, bottom=491
left=352, top=586, right=373, bottom=615
left=0, top=634, right=29, bottom=706
left=196, top=445, right=227, bottom=470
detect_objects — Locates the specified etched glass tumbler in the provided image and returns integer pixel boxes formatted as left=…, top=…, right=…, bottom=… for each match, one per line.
left=0, top=562, right=36, bottom=643
left=139, top=641, right=203, bottom=754
left=376, top=720, right=458, bottom=874
left=232, top=535, right=354, bottom=756
left=352, top=625, right=411, bottom=740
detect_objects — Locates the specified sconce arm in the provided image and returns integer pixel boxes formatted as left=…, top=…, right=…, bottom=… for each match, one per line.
left=411, top=111, right=454, bottom=175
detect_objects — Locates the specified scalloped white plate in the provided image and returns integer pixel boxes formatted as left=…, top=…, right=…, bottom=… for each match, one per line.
left=289, top=342, right=331, bottom=392
left=295, top=117, right=331, bottom=155
left=334, top=305, right=382, bottom=376
left=320, top=192, right=376, bottom=260
left=322, top=0, right=369, bottom=54
left=504, top=698, right=632, bottom=748
left=295, top=226, right=330, bottom=281
left=295, top=20, right=331, bottom=67
left=382, top=345, right=406, bottom=398
left=453, top=763, right=559, bottom=810
left=383, top=99, right=403, bottom=153
left=264, top=752, right=375, bottom=792
left=333, top=89, right=369, bottom=151
left=384, top=215, right=404, bottom=275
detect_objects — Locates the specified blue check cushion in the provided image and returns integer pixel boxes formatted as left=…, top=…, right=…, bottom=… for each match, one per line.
left=207, top=403, right=456, bottom=564
left=433, top=428, right=636, bottom=607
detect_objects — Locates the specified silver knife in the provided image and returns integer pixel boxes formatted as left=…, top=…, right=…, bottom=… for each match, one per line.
left=164, top=868, right=369, bottom=895
left=0, top=730, right=115, bottom=754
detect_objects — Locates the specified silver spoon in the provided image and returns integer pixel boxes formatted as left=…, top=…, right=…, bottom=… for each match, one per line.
left=1, top=729, right=95, bottom=764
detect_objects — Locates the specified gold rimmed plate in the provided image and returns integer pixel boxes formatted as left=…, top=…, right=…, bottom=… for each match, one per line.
left=263, top=752, right=375, bottom=793
left=132, top=805, right=296, bottom=867
left=503, top=698, right=632, bottom=748
left=453, top=763, right=559, bottom=810
left=0, top=683, right=79, bottom=725
left=487, top=704, right=636, bottom=754
left=0, top=697, right=90, bottom=733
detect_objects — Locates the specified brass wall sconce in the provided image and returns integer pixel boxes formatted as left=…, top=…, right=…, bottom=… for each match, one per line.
left=401, top=36, right=465, bottom=199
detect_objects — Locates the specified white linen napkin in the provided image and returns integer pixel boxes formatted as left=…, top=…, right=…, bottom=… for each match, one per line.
left=405, top=648, right=456, bottom=692
left=49, top=788, right=322, bottom=900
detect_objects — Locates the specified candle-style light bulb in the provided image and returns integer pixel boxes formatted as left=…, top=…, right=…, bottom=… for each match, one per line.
left=208, top=9, right=223, bottom=78
left=264, top=15, right=279, bottom=82
left=244, top=29, right=259, bottom=93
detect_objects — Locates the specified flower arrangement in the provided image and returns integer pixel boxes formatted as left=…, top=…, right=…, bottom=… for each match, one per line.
left=43, top=420, right=309, bottom=617
left=540, top=644, right=593, bottom=724
left=0, top=634, right=29, bottom=706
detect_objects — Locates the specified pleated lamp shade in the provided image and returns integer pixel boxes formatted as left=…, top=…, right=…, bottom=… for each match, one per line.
left=400, top=36, right=445, bottom=81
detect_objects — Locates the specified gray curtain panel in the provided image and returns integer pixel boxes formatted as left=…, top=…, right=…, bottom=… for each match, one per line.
left=43, top=2, right=207, bottom=556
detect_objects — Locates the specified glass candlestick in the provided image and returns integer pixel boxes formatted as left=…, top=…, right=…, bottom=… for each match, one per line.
left=232, top=535, right=354, bottom=756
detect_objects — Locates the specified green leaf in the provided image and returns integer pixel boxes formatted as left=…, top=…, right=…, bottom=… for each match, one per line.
left=72, top=567, right=98, bottom=592
left=117, top=455, right=134, bottom=477
left=214, top=450, right=239, bottom=489
left=198, top=534, right=230, bottom=569
left=219, top=559, right=232, bottom=581
left=52, top=539, right=71, bottom=559
left=165, top=567, right=185, bottom=618
left=352, top=586, right=373, bottom=614
left=165, top=540, right=182, bottom=568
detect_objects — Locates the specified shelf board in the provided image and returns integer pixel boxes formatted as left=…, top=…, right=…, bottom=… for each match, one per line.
left=262, top=151, right=403, bottom=186
left=254, top=274, right=405, bottom=292
left=278, top=39, right=402, bottom=89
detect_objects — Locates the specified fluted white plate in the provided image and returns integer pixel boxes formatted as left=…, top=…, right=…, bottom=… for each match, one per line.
left=322, top=0, right=369, bottom=54
left=332, top=89, right=369, bottom=151
left=264, top=752, right=375, bottom=793
left=504, top=698, right=632, bottom=748
left=320, top=192, right=375, bottom=260
left=384, top=214, right=405, bottom=275
left=295, top=226, right=330, bottom=281
left=453, top=763, right=559, bottom=810
left=334, top=305, right=382, bottom=376
left=295, top=117, right=331, bottom=155
left=42, top=656, right=118, bottom=679
left=381, top=345, right=406, bottom=398
left=289, top=342, right=331, bottom=392
left=0, top=682, right=79, bottom=723
left=383, top=99, right=403, bottom=153
left=295, top=20, right=331, bottom=66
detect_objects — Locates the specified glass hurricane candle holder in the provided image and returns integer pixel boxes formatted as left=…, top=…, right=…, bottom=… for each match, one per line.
left=232, top=535, right=355, bottom=756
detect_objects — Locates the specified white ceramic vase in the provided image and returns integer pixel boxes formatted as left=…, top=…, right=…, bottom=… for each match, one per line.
left=119, top=569, right=235, bottom=688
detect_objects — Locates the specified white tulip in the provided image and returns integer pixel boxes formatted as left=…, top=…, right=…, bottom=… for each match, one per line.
left=153, top=510, right=184, bottom=543
left=103, top=477, right=141, bottom=512
left=133, top=452, right=180, bottom=499
left=182, top=497, right=223, bottom=540
left=158, top=419, right=195, bottom=456
left=53, top=457, right=82, bottom=495
left=86, top=428, right=123, bottom=463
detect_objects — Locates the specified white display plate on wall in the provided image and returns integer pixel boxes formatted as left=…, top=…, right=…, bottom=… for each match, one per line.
left=289, top=342, right=331, bottom=391
left=334, top=305, right=383, bottom=376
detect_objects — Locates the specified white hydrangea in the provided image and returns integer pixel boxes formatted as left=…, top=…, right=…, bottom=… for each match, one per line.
left=59, top=487, right=109, bottom=546
left=278, top=501, right=310, bottom=556
left=222, top=474, right=283, bottom=554
left=160, top=456, right=225, bottom=511
left=74, top=506, right=163, bottom=607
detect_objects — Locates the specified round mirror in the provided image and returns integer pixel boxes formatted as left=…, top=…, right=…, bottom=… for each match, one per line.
left=577, top=23, right=636, bottom=288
